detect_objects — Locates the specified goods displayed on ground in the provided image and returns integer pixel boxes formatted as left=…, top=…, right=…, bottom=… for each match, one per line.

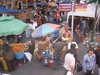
left=84, top=32, right=100, bottom=49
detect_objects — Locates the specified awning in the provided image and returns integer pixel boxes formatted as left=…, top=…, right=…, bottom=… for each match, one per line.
left=67, top=3, right=99, bottom=22
left=22, top=4, right=34, bottom=6
left=0, top=7, right=23, bottom=13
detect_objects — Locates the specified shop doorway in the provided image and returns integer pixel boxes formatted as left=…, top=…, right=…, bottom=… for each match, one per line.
left=17, top=1, right=23, bottom=10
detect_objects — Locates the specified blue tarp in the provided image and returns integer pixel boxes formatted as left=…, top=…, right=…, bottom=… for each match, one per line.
left=22, top=4, right=34, bottom=6
left=0, top=7, right=23, bottom=13
left=22, top=2, right=47, bottom=6
left=36, top=2, right=47, bottom=5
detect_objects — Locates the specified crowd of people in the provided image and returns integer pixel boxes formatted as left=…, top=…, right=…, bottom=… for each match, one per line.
left=51, top=24, right=100, bottom=75
left=0, top=0, right=100, bottom=75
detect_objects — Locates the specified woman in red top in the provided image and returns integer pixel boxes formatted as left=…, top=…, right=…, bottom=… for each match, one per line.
left=37, top=16, right=42, bottom=27
left=56, top=12, right=60, bottom=22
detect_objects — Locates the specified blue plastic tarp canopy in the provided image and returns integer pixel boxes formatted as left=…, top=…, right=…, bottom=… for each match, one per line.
left=0, top=7, right=23, bottom=13
left=22, top=4, right=34, bottom=6
left=36, top=2, right=47, bottom=5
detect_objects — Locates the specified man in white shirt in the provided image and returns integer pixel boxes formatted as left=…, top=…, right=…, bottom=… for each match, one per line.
left=63, top=49, right=75, bottom=75
left=67, top=41, right=79, bottom=50
left=30, top=19, right=37, bottom=31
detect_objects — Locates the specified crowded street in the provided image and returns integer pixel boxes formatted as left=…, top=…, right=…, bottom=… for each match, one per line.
left=0, top=0, right=100, bottom=75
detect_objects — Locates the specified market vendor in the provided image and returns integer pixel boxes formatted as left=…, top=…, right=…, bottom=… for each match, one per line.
left=2, top=43, right=16, bottom=72
left=61, top=25, right=72, bottom=42
left=52, top=38, right=67, bottom=70
left=7, top=35, right=16, bottom=45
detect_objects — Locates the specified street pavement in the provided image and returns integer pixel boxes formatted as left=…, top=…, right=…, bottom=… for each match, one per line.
left=0, top=21, right=99, bottom=75
left=1, top=43, right=98, bottom=75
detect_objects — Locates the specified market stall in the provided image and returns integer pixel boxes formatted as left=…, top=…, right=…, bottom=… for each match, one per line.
left=0, top=16, right=30, bottom=71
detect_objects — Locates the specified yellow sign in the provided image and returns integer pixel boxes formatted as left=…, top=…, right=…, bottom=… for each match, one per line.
left=75, top=8, right=87, bottom=12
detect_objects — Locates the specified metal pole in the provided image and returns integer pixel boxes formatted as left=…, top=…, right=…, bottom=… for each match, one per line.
left=91, top=0, right=98, bottom=42
left=71, top=1, right=75, bottom=39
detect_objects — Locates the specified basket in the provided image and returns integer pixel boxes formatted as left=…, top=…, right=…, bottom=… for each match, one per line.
left=14, top=51, right=24, bottom=59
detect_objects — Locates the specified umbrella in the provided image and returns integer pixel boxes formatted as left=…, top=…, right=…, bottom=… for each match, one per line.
left=0, top=16, right=28, bottom=36
left=49, top=2, right=58, bottom=7
left=31, top=23, right=60, bottom=38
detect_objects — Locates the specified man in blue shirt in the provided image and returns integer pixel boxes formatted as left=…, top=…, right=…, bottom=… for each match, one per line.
left=81, top=19, right=86, bottom=36
left=82, top=49, right=96, bottom=75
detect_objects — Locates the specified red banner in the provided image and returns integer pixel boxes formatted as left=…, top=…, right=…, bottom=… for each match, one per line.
left=59, top=3, right=87, bottom=12
left=59, top=4, right=72, bottom=11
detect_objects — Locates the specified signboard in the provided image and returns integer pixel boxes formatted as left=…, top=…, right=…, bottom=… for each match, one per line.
left=59, top=3, right=87, bottom=12
left=75, top=3, right=87, bottom=11
left=59, top=4, right=72, bottom=11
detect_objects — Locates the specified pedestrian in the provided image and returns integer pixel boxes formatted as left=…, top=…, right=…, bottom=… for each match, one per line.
left=81, top=18, right=86, bottom=36
left=41, top=14, right=45, bottom=24
left=67, top=44, right=80, bottom=63
left=63, top=49, right=76, bottom=75
left=2, top=43, right=16, bottom=72
left=49, top=10, right=54, bottom=23
left=74, top=29, right=81, bottom=46
left=31, top=19, right=37, bottom=31
left=67, top=39, right=79, bottom=50
left=67, top=38, right=79, bottom=59
left=25, top=18, right=32, bottom=38
left=56, top=12, right=60, bottom=22
left=37, top=16, right=42, bottom=27
left=82, top=49, right=96, bottom=75
left=94, top=46, right=100, bottom=75
left=52, top=38, right=67, bottom=70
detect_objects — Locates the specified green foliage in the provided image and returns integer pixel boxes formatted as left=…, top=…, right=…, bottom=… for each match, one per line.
left=88, top=0, right=100, bottom=4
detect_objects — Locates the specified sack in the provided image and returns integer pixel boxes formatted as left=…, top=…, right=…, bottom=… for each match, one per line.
left=66, top=71, right=73, bottom=75
left=59, top=18, right=62, bottom=21
left=77, top=62, right=82, bottom=72
left=24, top=52, right=32, bottom=62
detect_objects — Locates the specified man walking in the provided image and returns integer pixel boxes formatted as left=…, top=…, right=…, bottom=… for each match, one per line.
left=82, top=49, right=96, bottom=75
left=63, top=49, right=76, bottom=75
left=52, top=38, right=66, bottom=70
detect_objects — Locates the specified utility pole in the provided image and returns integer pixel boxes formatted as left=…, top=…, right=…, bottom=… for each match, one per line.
left=71, top=1, right=75, bottom=39
left=91, top=0, right=98, bottom=42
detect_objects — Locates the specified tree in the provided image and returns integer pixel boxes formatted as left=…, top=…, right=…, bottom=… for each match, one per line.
left=88, top=0, right=99, bottom=42
left=88, top=0, right=100, bottom=4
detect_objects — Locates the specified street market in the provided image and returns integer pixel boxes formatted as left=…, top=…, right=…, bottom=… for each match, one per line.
left=0, top=0, right=100, bottom=75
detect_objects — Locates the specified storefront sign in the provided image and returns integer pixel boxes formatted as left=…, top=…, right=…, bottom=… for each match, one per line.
left=59, top=4, right=72, bottom=11
left=59, top=3, right=87, bottom=12
left=75, top=3, right=87, bottom=11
